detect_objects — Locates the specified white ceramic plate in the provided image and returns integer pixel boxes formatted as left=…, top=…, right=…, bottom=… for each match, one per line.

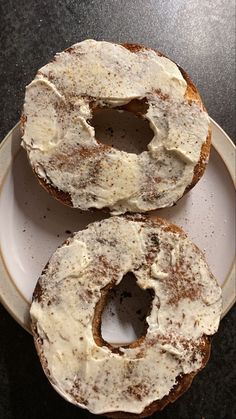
left=0, top=119, right=235, bottom=339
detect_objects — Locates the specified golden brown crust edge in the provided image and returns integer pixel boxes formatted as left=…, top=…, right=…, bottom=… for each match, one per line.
left=176, top=65, right=211, bottom=194
left=34, top=168, right=73, bottom=206
left=30, top=215, right=212, bottom=419
left=21, top=42, right=211, bottom=210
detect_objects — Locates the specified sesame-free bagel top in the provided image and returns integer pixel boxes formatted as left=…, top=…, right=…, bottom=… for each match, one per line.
left=30, top=216, right=222, bottom=416
left=22, top=40, right=210, bottom=214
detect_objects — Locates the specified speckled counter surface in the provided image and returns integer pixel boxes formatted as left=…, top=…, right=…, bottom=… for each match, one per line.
left=0, top=1, right=235, bottom=418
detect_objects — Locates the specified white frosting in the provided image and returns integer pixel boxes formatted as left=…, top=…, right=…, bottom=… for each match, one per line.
left=30, top=216, right=222, bottom=415
left=22, top=40, right=210, bottom=214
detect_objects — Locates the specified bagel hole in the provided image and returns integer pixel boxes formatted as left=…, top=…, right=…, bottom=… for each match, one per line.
left=101, top=272, right=154, bottom=347
left=91, top=104, right=154, bottom=154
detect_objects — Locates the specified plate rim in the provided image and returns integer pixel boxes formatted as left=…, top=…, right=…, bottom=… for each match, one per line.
left=0, top=119, right=235, bottom=334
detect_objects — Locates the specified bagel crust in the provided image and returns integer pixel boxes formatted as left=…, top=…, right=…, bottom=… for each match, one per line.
left=30, top=215, right=222, bottom=417
left=22, top=40, right=211, bottom=214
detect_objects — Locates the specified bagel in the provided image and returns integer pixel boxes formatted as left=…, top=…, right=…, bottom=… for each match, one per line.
left=21, top=40, right=211, bottom=214
left=30, top=215, right=222, bottom=418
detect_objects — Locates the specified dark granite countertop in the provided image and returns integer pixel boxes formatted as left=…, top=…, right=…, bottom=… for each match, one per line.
left=0, top=1, right=235, bottom=418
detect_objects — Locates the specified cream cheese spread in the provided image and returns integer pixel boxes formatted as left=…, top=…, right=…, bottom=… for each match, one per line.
left=22, top=40, right=210, bottom=214
left=30, top=216, right=222, bottom=415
